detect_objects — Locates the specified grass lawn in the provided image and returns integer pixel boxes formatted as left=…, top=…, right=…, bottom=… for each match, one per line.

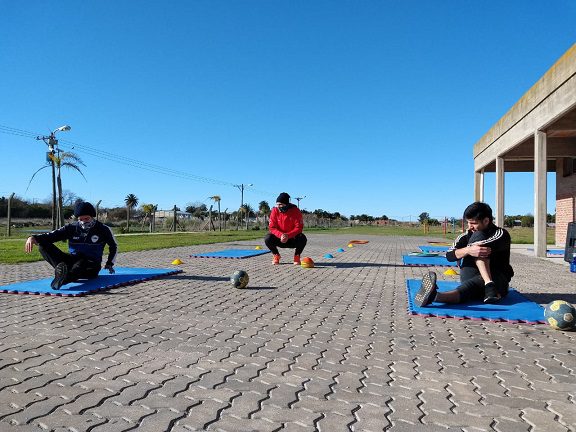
left=0, top=230, right=264, bottom=264
left=0, top=225, right=556, bottom=265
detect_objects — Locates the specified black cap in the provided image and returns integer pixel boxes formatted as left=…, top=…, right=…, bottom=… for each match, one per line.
left=74, top=201, right=96, bottom=217
left=276, top=192, right=290, bottom=205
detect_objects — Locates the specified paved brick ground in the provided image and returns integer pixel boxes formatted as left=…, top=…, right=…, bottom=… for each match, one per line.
left=0, top=235, right=575, bottom=431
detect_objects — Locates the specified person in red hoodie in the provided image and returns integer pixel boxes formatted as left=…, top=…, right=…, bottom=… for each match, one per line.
left=265, top=192, right=307, bottom=265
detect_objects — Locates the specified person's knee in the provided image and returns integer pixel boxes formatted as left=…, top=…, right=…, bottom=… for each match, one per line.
left=469, top=231, right=488, bottom=243
left=37, top=244, right=51, bottom=255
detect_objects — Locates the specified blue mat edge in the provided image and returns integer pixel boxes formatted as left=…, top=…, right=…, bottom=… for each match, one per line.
left=402, top=255, right=457, bottom=267
left=418, top=245, right=450, bottom=252
left=405, top=279, right=545, bottom=324
left=0, top=268, right=183, bottom=297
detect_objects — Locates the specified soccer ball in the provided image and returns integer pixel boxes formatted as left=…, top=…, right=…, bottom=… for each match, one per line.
left=544, top=300, right=576, bottom=330
left=231, top=270, right=249, bottom=289
left=301, top=257, right=315, bottom=268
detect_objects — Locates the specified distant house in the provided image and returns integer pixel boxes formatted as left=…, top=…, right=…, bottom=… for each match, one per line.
left=154, top=210, right=193, bottom=220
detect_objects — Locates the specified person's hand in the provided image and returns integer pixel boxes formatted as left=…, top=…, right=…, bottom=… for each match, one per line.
left=280, top=234, right=288, bottom=243
left=467, top=244, right=491, bottom=258
left=104, top=264, right=115, bottom=274
left=24, top=236, right=37, bottom=253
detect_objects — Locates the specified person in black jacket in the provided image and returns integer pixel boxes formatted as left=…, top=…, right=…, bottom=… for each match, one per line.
left=25, top=201, right=118, bottom=290
left=414, top=202, right=514, bottom=307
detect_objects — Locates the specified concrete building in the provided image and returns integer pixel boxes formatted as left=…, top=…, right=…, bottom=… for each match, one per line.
left=473, top=43, right=576, bottom=257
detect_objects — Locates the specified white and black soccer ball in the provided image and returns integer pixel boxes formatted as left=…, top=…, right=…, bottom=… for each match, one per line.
left=231, top=270, right=249, bottom=289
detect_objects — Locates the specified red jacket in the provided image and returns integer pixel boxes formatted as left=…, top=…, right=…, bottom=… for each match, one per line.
left=269, top=205, right=304, bottom=239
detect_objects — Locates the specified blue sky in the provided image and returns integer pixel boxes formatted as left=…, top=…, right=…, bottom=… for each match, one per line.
left=1, top=1, right=575, bottom=220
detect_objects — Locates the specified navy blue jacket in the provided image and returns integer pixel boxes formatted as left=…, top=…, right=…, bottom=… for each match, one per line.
left=34, top=221, right=118, bottom=266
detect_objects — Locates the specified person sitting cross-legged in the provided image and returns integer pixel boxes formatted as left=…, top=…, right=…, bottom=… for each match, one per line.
left=24, top=201, right=118, bottom=290
left=264, top=192, right=307, bottom=265
left=414, top=201, right=514, bottom=308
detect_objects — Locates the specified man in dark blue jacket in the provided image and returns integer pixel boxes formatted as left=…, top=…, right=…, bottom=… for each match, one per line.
left=25, top=201, right=118, bottom=290
left=414, top=202, right=514, bottom=307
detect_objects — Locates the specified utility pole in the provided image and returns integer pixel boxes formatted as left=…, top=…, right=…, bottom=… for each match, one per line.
left=295, top=196, right=306, bottom=209
left=36, top=133, right=57, bottom=230
left=152, top=204, right=157, bottom=233
left=36, top=125, right=71, bottom=230
left=6, top=192, right=15, bottom=237
left=234, top=183, right=253, bottom=230
left=95, top=200, right=102, bottom=221
left=173, top=205, right=177, bottom=232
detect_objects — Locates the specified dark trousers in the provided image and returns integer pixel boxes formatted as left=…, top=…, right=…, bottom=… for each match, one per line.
left=38, top=243, right=101, bottom=282
left=264, top=233, right=307, bottom=256
left=456, top=229, right=510, bottom=303
left=457, top=266, right=510, bottom=303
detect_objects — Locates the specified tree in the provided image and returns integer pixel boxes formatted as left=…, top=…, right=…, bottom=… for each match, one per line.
left=185, top=202, right=208, bottom=219
left=140, top=203, right=156, bottom=232
left=242, top=204, right=254, bottom=229
left=61, top=190, right=82, bottom=207
left=209, top=195, right=222, bottom=231
left=125, top=194, right=139, bottom=232
left=258, top=200, right=270, bottom=226
left=504, top=215, right=517, bottom=228
left=418, top=212, right=430, bottom=224
left=521, top=214, right=534, bottom=227
left=26, top=151, right=86, bottom=227
left=51, top=151, right=86, bottom=227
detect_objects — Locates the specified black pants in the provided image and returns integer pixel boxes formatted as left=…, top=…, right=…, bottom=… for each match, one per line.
left=264, top=233, right=307, bottom=256
left=38, top=243, right=101, bottom=282
left=456, top=230, right=510, bottom=303
left=457, top=266, right=510, bottom=303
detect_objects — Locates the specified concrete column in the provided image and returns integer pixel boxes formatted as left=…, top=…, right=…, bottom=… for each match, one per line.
left=474, top=170, right=485, bottom=202
left=495, top=157, right=505, bottom=227
left=534, top=130, right=547, bottom=257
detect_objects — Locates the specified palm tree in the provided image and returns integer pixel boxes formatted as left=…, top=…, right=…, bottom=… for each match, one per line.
left=52, top=151, right=86, bottom=227
left=258, top=200, right=270, bottom=227
left=140, top=203, right=156, bottom=232
left=26, top=151, right=86, bottom=228
left=125, top=194, right=139, bottom=232
left=209, top=195, right=222, bottom=231
left=242, top=204, right=254, bottom=230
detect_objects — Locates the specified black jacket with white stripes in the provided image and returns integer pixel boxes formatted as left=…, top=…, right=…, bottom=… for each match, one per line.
left=446, top=223, right=514, bottom=279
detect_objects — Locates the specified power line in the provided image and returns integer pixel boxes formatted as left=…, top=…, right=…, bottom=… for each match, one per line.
left=0, top=123, right=276, bottom=196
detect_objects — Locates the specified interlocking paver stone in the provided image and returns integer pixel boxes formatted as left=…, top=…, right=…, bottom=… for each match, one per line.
left=1, top=235, right=575, bottom=431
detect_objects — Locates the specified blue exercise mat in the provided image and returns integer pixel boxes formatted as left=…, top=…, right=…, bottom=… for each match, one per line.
left=419, top=245, right=450, bottom=253
left=0, top=267, right=182, bottom=297
left=402, top=255, right=457, bottom=267
left=191, top=249, right=270, bottom=259
left=527, top=248, right=564, bottom=256
left=406, top=279, right=544, bottom=324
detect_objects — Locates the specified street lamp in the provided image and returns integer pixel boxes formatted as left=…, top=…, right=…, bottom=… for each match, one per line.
left=234, top=183, right=253, bottom=230
left=36, top=125, right=72, bottom=230
left=295, top=196, right=306, bottom=209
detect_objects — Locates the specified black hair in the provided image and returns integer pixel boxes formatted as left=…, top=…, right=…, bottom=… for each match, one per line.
left=463, top=201, right=493, bottom=222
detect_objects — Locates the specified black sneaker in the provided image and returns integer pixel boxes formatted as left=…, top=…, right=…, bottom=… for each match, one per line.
left=414, top=272, right=438, bottom=307
left=51, top=263, right=68, bottom=290
left=483, top=282, right=501, bottom=304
